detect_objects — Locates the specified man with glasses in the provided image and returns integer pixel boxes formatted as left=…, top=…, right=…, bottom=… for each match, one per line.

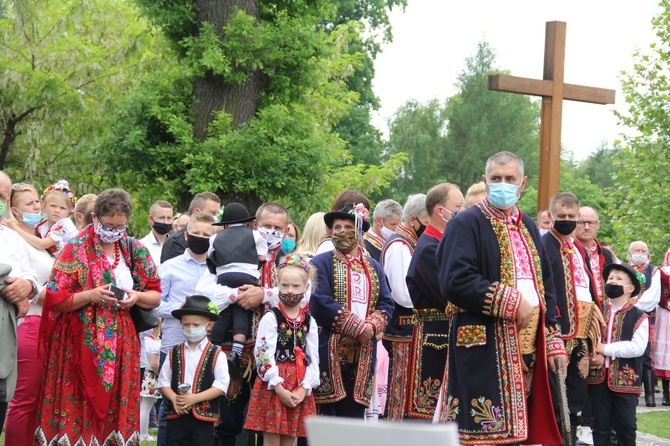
left=573, top=206, right=613, bottom=445
left=0, top=172, right=41, bottom=436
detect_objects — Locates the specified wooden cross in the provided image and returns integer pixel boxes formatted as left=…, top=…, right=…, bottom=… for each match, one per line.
left=488, top=21, right=615, bottom=212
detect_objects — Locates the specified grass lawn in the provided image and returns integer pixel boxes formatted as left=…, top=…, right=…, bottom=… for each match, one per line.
left=637, top=411, right=670, bottom=440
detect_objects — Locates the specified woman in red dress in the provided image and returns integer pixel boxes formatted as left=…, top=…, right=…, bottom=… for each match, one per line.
left=34, top=189, right=161, bottom=446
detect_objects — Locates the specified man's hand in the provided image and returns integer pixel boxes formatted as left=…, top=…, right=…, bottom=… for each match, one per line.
left=2, top=277, right=33, bottom=304
left=548, top=354, right=569, bottom=375
left=340, top=336, right=358, bottom=346
left=16, top=298, right=29, bottom=318
left=589, top=352, right=604, bottom=369
left=235, top=285, right=264, bottom=310
left=515, top=297, right=533, bottom=329
left=358, top=323, right=375, bottom=344
left=594, top=342, right=606, bottom=355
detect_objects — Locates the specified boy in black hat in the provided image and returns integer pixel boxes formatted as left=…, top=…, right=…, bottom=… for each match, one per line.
left=157, top=295, right=230, bottom=446
left=588, top=263, right=649, bottom=446
left=208, top=202, right=268, bottom=374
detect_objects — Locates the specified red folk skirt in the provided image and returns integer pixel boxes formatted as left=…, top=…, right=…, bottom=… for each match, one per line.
left=244, top=361, right=316, bottom=437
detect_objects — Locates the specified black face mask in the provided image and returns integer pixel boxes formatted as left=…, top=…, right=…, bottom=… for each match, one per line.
left=414, top=221, right=426, bottom=238
left=604, top=283, right=625, bottom=299
left=553, top=220, right=577, bottom=236
left=187, top=233, right=210, bottom=255
left=152, top=221, right=173, bottom=235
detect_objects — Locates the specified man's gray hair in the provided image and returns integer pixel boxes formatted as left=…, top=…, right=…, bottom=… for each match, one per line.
left=485, top=151, right=525, bottom=177
left=627, top=240, right=649, bottom=255
left=373, top=199, right=402, bottom=222
left=402, top=194, right=427, bottom=223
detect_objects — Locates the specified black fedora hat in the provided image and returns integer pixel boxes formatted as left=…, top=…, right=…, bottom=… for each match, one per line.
left=324, top=202, right=370, bottom=232
left=602, top=263, right=642, bottom=297
left=172, top=295, right=220, bottom=320
left=212, top=202, right=255, bottom=226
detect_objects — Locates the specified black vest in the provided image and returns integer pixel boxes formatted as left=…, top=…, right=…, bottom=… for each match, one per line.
left=271, top=308, right=312, bottom=365
left=588, top=303, right=647, bottom=393
left=167, top=341, right=221, bottom=421
left=208, top=226, right=258, bottom=272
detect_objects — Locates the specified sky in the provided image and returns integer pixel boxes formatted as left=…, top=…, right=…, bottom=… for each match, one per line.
left=372, top=1, right=664, bottom=161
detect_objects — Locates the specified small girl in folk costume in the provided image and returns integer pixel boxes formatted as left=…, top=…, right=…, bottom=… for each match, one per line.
left=244, top=254, right=320, bottom=446
left=37, top=180, right=79, bottom=256
left=6, top=179, right=79, bottom=257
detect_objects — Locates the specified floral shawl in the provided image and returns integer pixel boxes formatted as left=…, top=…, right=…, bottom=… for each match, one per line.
left=40, top=224, right=160, bottom=419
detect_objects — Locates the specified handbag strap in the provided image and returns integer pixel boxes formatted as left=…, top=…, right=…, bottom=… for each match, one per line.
left=127, top=236, right=138, bottom=286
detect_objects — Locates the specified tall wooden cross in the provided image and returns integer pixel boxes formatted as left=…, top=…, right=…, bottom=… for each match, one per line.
left=488, top=21, right=616, bottom=211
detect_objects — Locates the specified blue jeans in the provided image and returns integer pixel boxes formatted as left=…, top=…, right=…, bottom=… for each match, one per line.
left=157, top=351, right=168, bottom=446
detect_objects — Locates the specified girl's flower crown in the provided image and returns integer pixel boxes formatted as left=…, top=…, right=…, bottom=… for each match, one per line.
left=42, top=179, right=77, bottom=205
left=277, top=253, right=312, bottom=275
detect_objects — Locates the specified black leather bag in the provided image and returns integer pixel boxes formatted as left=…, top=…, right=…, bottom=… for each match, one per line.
left=127, top=237, right=159, bottom=334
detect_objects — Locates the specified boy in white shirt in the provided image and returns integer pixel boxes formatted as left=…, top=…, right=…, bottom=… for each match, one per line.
left=158, top=295, right=229, bottom=446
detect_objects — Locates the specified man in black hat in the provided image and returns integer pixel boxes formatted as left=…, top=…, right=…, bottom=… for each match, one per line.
left=309, top=202, right=394, bottom=418
left=207, top=202, right=267, bottom=374
left=589, top=263, right=648, bottom=446
left=157, top=295, right=229, bottom=445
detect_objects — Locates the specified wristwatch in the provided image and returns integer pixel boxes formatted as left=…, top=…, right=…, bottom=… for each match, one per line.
left=29, top=280, right=38, bottom=298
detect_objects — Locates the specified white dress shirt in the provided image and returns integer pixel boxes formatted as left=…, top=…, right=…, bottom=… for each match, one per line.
left=140, top=231, right=163, bottom=269
left=382, top=240, right=413, bottom=309
left=603, top=300, right=649, bottom=366
left=157, top=337, right=229, bottom=394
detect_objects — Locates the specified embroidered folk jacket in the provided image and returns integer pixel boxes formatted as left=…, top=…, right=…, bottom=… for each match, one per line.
left=435, top=200, right=563, bottom=445
left=309, top=250, right=394, bottom=407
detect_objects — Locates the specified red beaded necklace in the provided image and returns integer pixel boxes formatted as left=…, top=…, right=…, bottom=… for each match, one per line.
left=278, top=302, right=304, bottom=328
left=108, top=241, right=121, bottom=269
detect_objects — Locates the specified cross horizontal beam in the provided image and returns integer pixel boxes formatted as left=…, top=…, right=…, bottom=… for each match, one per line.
left=489, top=74, right=616, bottom=105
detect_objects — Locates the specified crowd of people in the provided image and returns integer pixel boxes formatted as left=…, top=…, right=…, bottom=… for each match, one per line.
left=0, top=150, right=669, bottom=446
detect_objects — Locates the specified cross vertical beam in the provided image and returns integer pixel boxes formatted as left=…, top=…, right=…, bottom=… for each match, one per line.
left=488, top=21, right=616, bottom=212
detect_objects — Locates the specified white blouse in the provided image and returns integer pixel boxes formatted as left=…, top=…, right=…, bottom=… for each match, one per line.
left=254, top=310, right=320, bottom=394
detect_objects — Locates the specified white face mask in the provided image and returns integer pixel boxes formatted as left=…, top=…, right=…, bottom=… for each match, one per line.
left=631, top=253, right=648, bottom=266
left=258, top=226, right=284, bottom=251
left=183, top=324, right=207, bottom=343
left=380, top=226, right=394, bottom=240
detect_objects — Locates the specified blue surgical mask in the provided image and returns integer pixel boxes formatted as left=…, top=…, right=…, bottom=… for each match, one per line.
left=487, top=182, right=520, bottom=210
left=18, top=210, right=42, bottom=227
left=281, top=237, right=296, bottom=253
left=183, top=324, right=207, bottom=343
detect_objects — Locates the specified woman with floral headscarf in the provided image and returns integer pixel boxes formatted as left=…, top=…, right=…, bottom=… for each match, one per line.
left=35, top=188, right=161, bottom=446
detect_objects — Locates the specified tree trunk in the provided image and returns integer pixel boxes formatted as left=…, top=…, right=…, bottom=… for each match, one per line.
left=0, top=107, right=38, bottom=170
left=191, top=0, right=264, bottom=140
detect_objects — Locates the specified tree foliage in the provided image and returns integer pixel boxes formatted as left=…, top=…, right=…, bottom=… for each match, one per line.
left=0, top=0, right=162, bottom=192
left=99, top=1, right=405, bottom=225
left=444, top=41, right=540, bottom=190
left=612, top=0, right=670, bottom=264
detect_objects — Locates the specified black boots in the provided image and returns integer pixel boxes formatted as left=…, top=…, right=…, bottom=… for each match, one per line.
left=644, top=369, right=656, bottom=407
left=663, top=379, right=670, bottom=406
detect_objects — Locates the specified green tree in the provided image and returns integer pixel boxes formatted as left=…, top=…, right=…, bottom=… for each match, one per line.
left=444, top=40, right=540, bottom=190
left=0, top=0, right=162, bottom=191
left=573, top=142, right=619, bottom=190
left=611, top=0, right=670, bottom=264
left=99, top=4, right=404, bottom=218
left=386, top=98, right=448, bottom=198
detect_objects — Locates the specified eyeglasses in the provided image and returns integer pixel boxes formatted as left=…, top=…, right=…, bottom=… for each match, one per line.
left=99, top=222, right=128, bottom=232
left=576, top=220, right=599, bottom=226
